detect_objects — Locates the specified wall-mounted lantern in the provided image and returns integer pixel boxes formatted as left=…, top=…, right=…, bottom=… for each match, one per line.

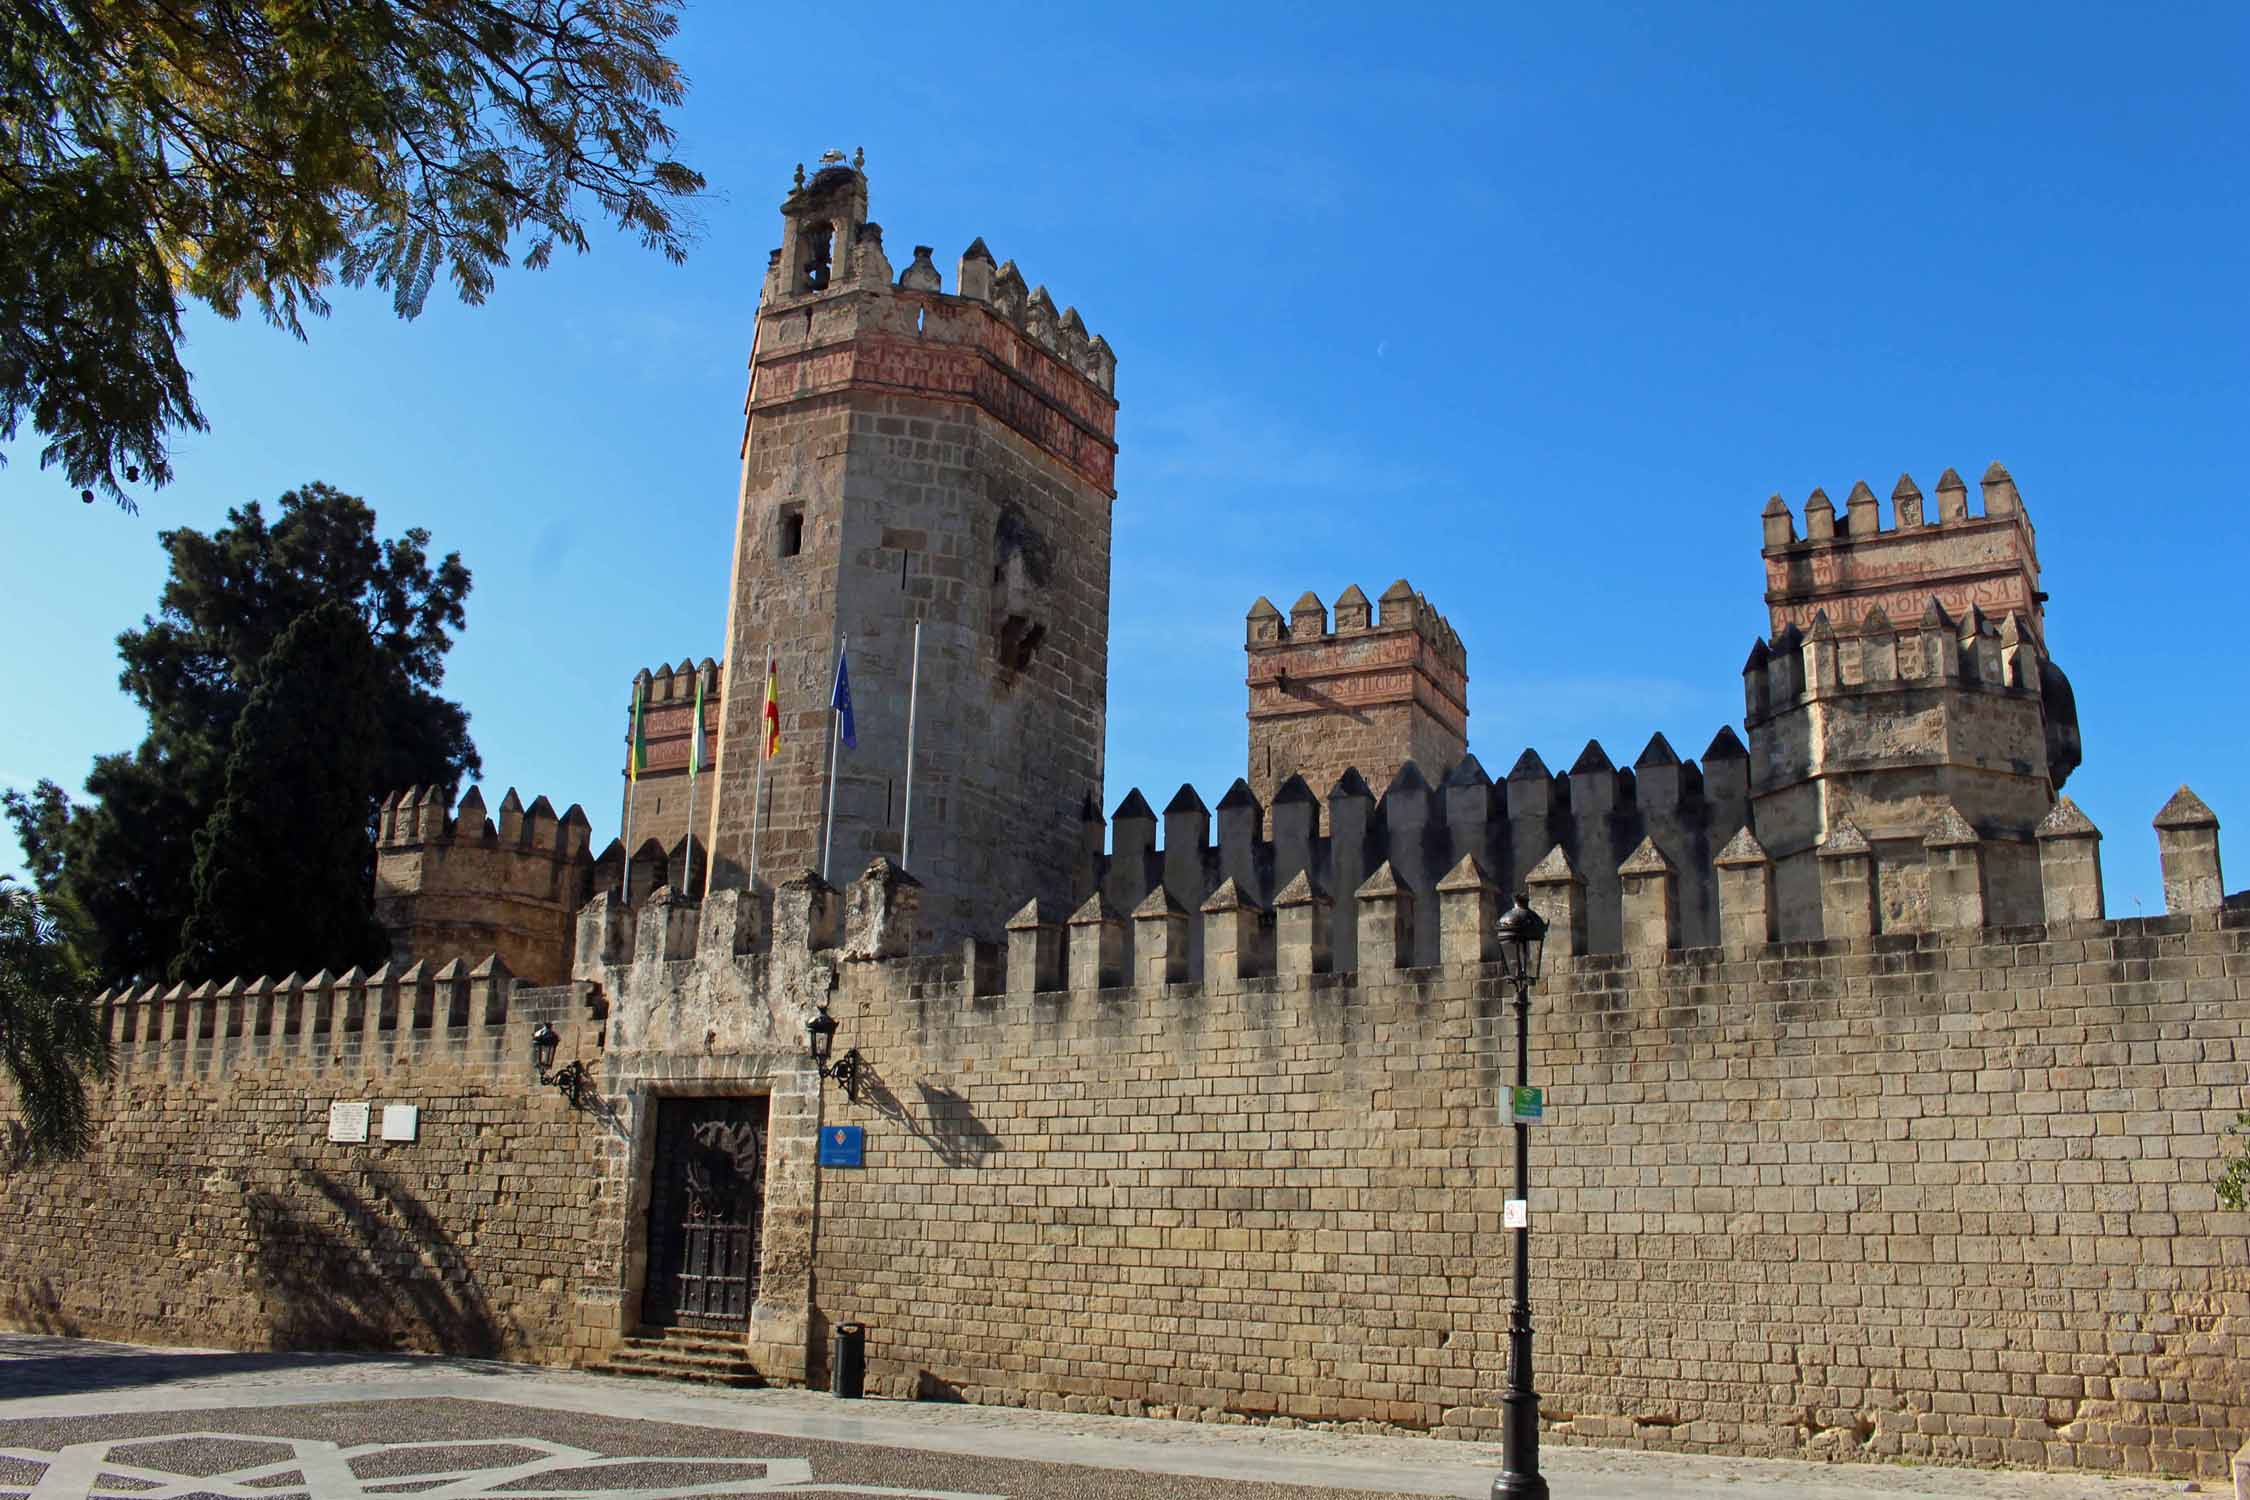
left=530, top=1021, right=590, bottom=1107
left=805, top=1002, right=862, bottom=1102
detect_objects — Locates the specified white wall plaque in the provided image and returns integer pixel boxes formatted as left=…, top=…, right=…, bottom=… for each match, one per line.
left=380, top=1104, right=420, bottom=1143
left=1503, top=1198, right=1530, bottom=1229
left=327, top=1102, right=370, bottom=1144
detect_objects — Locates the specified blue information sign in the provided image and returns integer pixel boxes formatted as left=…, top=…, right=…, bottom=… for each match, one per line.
left=818, top=1124, right=864, bottom=1168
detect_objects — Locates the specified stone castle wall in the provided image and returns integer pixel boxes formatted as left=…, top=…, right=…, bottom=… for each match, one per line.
left=1085, top=737, right=1751, bottom=980
left=6, top=798, right=2244, bottom=1481
left=812, top=894, right=2250, bottom=1479
left=0, top=964, right=614, bottom=1362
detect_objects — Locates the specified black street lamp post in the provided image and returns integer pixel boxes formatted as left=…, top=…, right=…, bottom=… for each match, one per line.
left=1492, top=892, right=1549, bottom=1500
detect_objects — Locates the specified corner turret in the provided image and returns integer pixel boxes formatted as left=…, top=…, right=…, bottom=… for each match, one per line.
left=1744, top=463, right=2078, bottom=936
left=375, top=784, right=596, bottom=983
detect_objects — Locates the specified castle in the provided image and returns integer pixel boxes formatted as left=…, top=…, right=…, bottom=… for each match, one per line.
left=6, top=153, right=2246, bottom=1484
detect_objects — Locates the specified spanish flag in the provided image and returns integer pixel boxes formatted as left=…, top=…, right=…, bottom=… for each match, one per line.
left=762, top=656, right=780, bottom=758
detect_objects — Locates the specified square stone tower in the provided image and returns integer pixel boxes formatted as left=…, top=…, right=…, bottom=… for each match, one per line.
left=702, top=153, right=1119, bottom=944
left=1243, top=580, right=1468, bottom=824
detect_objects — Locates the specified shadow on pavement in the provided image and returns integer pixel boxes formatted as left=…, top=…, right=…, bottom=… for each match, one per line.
left=0, top=1334, right=536, bottom=1401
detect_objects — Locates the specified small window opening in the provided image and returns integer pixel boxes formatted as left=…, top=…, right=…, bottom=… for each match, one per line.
left=778, top=506, right=805, bottom=558
left=916, top=307, right=926, bottom=335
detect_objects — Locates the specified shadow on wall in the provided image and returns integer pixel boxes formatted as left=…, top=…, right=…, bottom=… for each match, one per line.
left=858, top=1070, right=1000, bottom=1169
left=5, top=1277, right=83, bottom=1337
left=245, top=1166, right=508, bottom=1356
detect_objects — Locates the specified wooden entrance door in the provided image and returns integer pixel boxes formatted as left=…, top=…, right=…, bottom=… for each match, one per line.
left=643, top=1095, right=769, bottom=1330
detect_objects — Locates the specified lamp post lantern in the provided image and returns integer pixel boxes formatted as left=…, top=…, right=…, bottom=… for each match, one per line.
left=1492, top=892, right=1549, bottom=1500
left=529, top=1021, right=589, bottom=1106
left=805, top=1002, right=863, bottom=1102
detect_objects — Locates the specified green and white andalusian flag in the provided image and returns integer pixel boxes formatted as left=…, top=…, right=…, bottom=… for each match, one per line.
left=690, top=672, right=708, bottom=780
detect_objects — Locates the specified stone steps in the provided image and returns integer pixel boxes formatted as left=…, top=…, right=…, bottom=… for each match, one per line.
left=584, top=1328, right=764, bottom=1388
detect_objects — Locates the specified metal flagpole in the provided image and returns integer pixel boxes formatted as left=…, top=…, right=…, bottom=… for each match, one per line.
left=901, top=622, right=921, bottom=873
left=620, top=778, right=637, bottom=906
left=820, top=635, right=846, bottom=883
left=683, top=737, right=699, bottom=900
left=620, top=679, right=642, bottom=905
left=748, top=674, right=769, bottom=894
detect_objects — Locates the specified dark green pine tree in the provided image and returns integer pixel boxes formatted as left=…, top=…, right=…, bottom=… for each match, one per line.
left=5, top=483, right=478, bottom=985
left=175, top=602, right=390, bottom=982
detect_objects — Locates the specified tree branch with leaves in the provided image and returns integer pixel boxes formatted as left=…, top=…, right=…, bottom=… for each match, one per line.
left=1, top=0, right=704, bottom=509
left=0, top=878, right=111, bottom=1164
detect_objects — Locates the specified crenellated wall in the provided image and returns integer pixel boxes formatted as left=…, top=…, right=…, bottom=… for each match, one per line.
left=7, top=791, right=2243, bottom=1479
left=0, top=957, right=612, bottom=1360
left=1079, top=732, right=1751, bottom=976
left=374, top=784, right=595, bottom=984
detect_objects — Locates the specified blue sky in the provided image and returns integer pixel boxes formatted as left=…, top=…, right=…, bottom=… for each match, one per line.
left=4, top=2, right=2244, bottom=914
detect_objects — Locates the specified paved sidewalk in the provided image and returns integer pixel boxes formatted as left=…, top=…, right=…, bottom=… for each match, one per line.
left=0, top=1334, right=2215, bottom=1499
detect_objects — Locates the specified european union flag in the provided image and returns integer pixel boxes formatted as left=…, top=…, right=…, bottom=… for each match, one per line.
left=831, top=648, right=856, bottom=750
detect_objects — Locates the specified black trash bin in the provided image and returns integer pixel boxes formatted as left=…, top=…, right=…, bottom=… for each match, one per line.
left=831, top=1321, right=866, bottom=1399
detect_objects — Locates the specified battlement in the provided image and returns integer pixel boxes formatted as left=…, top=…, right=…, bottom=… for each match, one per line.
left=1762, top=463, right=2045, bottom=645
left=757, top=154, right=1116, bottom=402
left=1084, top=736, right=1753, bottom=968
left=1243, top=579, right=1466, bottom=666
left=1244, top=581, right=1470, bottom=822
left=631, top=656, right=720, bottom=709
left=375, top=784, right=595, bottom=984
left=1741, top=597, right=2047, bottom=721
left=90, top=953, right=603, bottom=1088
left=559, top=786, right=2223, bottom=1010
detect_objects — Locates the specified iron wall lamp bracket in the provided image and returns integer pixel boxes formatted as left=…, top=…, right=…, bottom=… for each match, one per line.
left=806, top=1002, right=863, bottom=1103
left=530, top=1022, right=591, bottom=1107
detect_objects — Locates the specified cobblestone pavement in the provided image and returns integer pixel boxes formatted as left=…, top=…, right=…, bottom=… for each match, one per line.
left=0, top=1334, right=2217, bottom=1499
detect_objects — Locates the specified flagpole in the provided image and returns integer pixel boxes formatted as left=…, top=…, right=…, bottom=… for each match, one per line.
left=622, top=681, right=646, bottom=906
left=749, top=726, right=767, bottom=897
left=621, top=778, right=637, bottom=906
left=821, top=635, right=847, bottom=883
left=682, top=766, right=698, bottom=900
left=901, top=622, right=922, bottom=873
left=686, top=673, right=707, bottom=898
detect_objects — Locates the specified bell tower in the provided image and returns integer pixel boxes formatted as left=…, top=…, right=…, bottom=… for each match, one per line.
left=703, top=152, right=1120, bottom=944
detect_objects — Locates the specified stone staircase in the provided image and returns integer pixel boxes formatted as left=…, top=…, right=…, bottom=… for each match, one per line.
left=584, top=1327, right=764, bottom=1387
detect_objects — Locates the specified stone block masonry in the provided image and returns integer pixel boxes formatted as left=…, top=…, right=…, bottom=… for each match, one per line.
left=701, top=157, right=1116, bottom=950
left=1245, top=581, right=1468, bottom=828
left=16, top=802, right=2246, bottom=1482
left=808, top=871, right=2250, bottom=1480
left=0, top=963, right=617, bottom=1363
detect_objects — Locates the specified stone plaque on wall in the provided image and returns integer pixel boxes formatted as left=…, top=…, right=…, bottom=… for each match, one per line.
left=327, top=1102, right=370, bottom=1144
left=381, top=1105, right=420, bottom=1143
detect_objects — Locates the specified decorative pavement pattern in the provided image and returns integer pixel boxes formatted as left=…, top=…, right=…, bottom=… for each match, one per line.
left=0, top=1335, right=2214, bottom=1500
left=0, top=1432, right=1005, bottom=1498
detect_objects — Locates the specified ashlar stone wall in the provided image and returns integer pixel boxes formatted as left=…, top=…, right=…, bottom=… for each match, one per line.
left=0, top=964, right=616, bottom=1363
left=7, top=804, right=2245, bottom=1483
left=807, top=886, right=2250, bottom=1479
